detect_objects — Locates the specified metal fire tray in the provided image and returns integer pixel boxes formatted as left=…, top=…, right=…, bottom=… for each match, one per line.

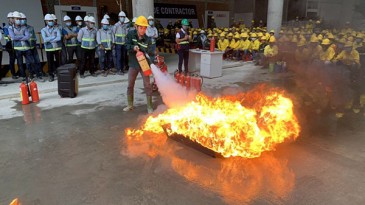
left=162, top=126, right=223, bottom=158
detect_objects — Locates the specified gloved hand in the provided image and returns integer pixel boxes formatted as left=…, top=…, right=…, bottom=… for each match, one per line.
left=134, top=45, right=139, bottom=51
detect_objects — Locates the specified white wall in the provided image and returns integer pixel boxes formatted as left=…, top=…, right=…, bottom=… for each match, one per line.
left=0, top=0, right=44, bottom=44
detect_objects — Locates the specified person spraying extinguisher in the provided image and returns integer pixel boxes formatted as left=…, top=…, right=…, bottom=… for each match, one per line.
left=123, top=15, right=155, bottom=114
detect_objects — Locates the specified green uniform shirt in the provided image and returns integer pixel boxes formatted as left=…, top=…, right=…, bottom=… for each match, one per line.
left=126, top=29, right=153, bottom=69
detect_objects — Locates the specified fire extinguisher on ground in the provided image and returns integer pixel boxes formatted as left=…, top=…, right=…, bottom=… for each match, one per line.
left=20, top=81, right=30, bottom=105
left=210, top=36, right=216, bottom=52
left=30, top=80, right=40, bottom=103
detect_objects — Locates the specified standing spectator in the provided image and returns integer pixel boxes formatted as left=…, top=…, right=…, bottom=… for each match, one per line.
left=52, top=14, right=67, bottom=66
left=3, top=12, right=18, bottom=79
left=166, top=20, right=174, bottom=30
left=21, top=12, right=44, bottom=81
left=77, top=16, right=97, bottom=78
left=97, top=18, right=115, bottom=77
left=175, top=19, right=190, bottom=74
left=62, top=15, right=79, bottom=64
left=9, top=11, right=34, bottom=81
left=113, top=11, right=129, bottom=75
left=146, top=16, right=158, bottom=61
left=74, top=15, right=83, bottom=71
left=208, top=16, right=216, bottom=29
left=41, top=14, right=62, bottom=82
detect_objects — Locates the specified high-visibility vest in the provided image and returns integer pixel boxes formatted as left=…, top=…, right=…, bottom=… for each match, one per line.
left=80, top=27, right=97, bottom=49
left=114, top=22, right=128, bottom=45
left=63, top=26, right=78, bottom=47
left=97, top=29, right=113, bottom=50
left=12, top=26, right=30, bottom=51
left=41, top=27, right=62, bottom=51
left=27, top=25, right=37, bottom=49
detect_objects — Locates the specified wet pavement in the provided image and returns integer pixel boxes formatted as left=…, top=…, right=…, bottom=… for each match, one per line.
left=1, top=64, right=365, bottom=205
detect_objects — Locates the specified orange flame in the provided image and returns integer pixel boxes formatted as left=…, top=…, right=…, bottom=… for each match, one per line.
left=126, top=85, right=300, bottom=158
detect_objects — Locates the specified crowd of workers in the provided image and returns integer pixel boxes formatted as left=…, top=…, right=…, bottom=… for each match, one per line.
left=1, top=11, right=364, bottom=115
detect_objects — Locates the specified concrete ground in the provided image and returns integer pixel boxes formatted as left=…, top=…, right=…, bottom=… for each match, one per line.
left=0, top=54, right=365, bottom=205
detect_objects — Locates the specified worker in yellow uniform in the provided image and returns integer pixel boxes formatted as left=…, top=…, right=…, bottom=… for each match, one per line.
left=231, top=33, right=241, bottom=60
left=264, top=37, right=278, bottom=71
left=217, top=32, right=229, bottom=51
left=251, top=33, right=260, bottom=62
left=223, top=33, right=235, bottom=59
left=238, top=32, right=251, bottom=61
left=295, top=39, right=310, bottom=65
left=333, top=41, right=361, bottom=116
left=320, top=38, right=336, bottom=64
left=308, top=36, right=322, bottom=63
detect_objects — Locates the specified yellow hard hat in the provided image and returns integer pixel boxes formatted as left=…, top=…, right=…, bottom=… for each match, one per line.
left=287, top=30, right=294, bottom=35
left=241, top=32, right=248, bottom=38
left=220, top=32, right=225, bottom=37
left=213, top=33, right=218, bottom=37
left=291, top=35, right=298, bottom=43
left=224, top=28, right=228, bottom=32
left=135, top=16, right=149, bottom=27
left=270, top=29, right=275, bottom=33
left=228, top=33, right=233, bottom=37
left=269, top=36, right=276, bottom=42
left=208, top=33, right=213, bottom=37
left=279, top=30, right=284, bottom=34
left=251, top=33, right=257, bottom=37
left=348, top=36, right=354, bottom=42
left=344, top=41, right=353, bottom=47
left=317, top=34, right=323, bottom=40
left=327, top=33, right=334, bottom=39
left=321, top=38, right=331, bottom=45
left=261, top=36, right=267, bottom=40
left=297, top=39, right=306, bottom=47
left=193, top=31, right=197, bottom=35
left=310, top=36, right=319, bottom=43
left=356, top=33, right=364, bottom=38
left=257, top=32, right=263, bottom=37
left=234, top=33, right=240, bottom=39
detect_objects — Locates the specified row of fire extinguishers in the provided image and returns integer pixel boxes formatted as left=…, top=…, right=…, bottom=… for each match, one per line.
left=20, top=79, right=40, bottom=105
left=174, top=72, right=203, bottom=92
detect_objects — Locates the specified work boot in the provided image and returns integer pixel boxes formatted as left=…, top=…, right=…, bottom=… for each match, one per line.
left=123, top=95, right=134, bottom=111
left=147, top=96, right=153, bottom=114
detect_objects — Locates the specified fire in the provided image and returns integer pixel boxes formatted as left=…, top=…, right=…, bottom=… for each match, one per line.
left=126, top=85, right=300, bottom=158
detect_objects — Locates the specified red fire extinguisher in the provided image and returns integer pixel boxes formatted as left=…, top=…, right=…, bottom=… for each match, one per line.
left=185, top=75, right=191, bottom=90
left=191, top=75, right=203, bottom=92
left=136, top=50, right=152, bottom=76
left=210, top=36, right=216, bottom=52
left=29, top=80, right=40, bottom=103
left=174, top=71, right=180, bottom=83
left=179, top=74, right=185, bottom=86
left=20, top=82, right=30, bottom=105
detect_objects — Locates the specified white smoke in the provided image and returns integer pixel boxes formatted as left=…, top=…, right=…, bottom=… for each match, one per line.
left=150, top=64, right=197, bottom=108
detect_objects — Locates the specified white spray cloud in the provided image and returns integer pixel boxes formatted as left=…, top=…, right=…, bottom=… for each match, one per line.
left=150, top=64, right=197, bottom=108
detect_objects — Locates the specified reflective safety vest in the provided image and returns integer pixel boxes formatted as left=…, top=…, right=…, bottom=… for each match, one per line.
left=3, top=24, right=11, bottom=43
left=177, top=29, right=189, bottom=50
left=113, top=22, right=128, bottom=45
left=41, top=26, right=62, bottom=51
left=12, top=26, right=30, bottom=51
left=27, top=25, right=37, bottom=49
left=146, top=26, right=158, bottom=45
left=97, top=28, right=114, bottom=50
left=79, top=27, right=97, bottom=49
left=63, top=26, right=79, bottom=47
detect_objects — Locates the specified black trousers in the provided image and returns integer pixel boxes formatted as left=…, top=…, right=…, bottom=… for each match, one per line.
left=80, top=48, right=95, bottom=75
left=178, top=48, right=189, bottom=73
left=46, top=50, right=61, bottom=77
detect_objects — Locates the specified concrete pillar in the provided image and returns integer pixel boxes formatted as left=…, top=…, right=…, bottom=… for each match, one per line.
left=132, top=0, right=154, bottom=18
left=267, top=0, right=284, bottom=37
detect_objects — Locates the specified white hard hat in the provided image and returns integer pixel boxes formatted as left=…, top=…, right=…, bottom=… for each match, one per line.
left=200, top=30, right=205, bottom=34
left=103, top=14, right=110, bottom=19
left=75, top=15, right=83, bottom=21
left=118, top=11, right=126, bottom=17
left=44, top=14, right=53, bottom=21
left=51, top=14, right=57, bottom=20
left=63, top=15, right=71, bottom=21
left=147, top=16, right=154, bottom=20
left=12, top=11, right=21, bottom=18
left=124, top=17, right=130, bottom=23
left=132, top=17, right=137, bottom=23
left=7, top=12, right=13, bottom=18
left=20, top=13, right=26, bottom=19
left=88, top=16, right=96, bottom=23
left=84, top=16, right=89, bottom=22
left=101, top=18, right=109, bottom=25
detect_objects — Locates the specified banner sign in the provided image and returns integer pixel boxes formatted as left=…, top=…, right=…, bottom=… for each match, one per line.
left=154, top=3, right=198, bottom=19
